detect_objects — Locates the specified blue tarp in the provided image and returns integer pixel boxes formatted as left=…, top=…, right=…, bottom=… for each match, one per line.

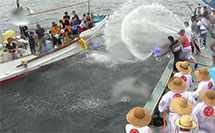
left=202, top=0, right=215, bottom=8
left=209, top=67, right=215, bottom=90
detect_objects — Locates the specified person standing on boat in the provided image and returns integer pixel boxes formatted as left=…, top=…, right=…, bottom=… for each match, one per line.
left=175, top=115, right=197, bottom=133
left=193, top=67, right=214, bottom=99
left=193, top=90, right=215, bottom=133
left=125, top=107, right=152, bottom=133
left=174, top=61, right=193, bottom=91
left=197, top=15, right=210, bottom=47
left=29, top=32, right=36, bottom=55
left=177, top=29, right=198, bottom=68
left=191, top=16, right=201, bottom=54
left=157, top=36, right=184, bottom=72
left=36, top=24, right=45, bottom=54
left=158, top=77, right=197, bottom=131
left=6, top=38, right=18, bottom=59
left=72, top=10, right=81, bottom=24
left=170, top=97, right=198, bottom=133
left=51, top=24, right=62, bottom=47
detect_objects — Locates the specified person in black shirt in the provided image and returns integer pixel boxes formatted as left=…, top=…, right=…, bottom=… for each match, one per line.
left=63, top=12, right=70, bottom=20
left=6, top=38, right=18, bottom=59
left=72, top=10, right=81, bottom=24
left=29, top=32, right=36, bottom=55
left=20, top=25, right=29, bottom=40
left=36, top=24, right=45, bottom=54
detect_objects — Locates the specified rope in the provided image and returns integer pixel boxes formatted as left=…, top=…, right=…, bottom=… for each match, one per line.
left=27, top=1, right=88, bottom=16
left=192, top=40, right=213, bottom=60
left=161, top=106, right=170, bottom=133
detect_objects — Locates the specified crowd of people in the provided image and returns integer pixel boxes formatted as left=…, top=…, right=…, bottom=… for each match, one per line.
left=125, top=4, right=215, bottom=133
left=6, top=11, right=93, bottom=58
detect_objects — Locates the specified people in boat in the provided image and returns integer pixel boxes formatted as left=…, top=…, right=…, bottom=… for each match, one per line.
left=197, top=15, right=209, bottom=47
left=63, top=31, right=70, bottom=44
left=51, top=24, right=62, bottom=47
left=71, top=17, right=79, bottom=26
left=177, top=29, right=198, bottom=68
left=59, top=20, right=65, bottom=29
left=29, top=32, right=36, bottom=55
left=170, top=97, right=198, bottom=133
left=157, top=36, right=184, bottom=72
left=36, top=24, right=45, bottom=54
left=125, top=107, right=152, bottom=133
left=190, top=16, right=201, bottom=54
left=20, top=25, right=29, bottom=40
left=193, top=90, right=215, bottom=133
left=64, top=12, right=70, bottom=20
left=6, top=38, right=18, bottom=59
left=81, top=14, right=87, bottom=22
left=193, top=67, right=214, bottom=99
left=175, top=115, right=197, bottom=133
left=174, top=61, right=193, bottom=91
left=72, top=10, right=81, bottom=24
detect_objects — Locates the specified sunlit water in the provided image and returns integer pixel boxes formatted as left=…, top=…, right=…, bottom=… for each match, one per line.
left=0, top=0, right=203, bottom=132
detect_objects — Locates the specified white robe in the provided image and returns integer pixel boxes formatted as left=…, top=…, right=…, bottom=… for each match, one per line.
left=174, top=72, right=193, bottom=91
left=193, top=102, right=215, bottom=133
left=125, top=124, right=152, bottom=133
left=193, top=78, right=214, bottom=99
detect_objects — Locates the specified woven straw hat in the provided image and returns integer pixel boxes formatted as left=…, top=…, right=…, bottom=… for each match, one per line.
left=194, top=67, right=211, bottom=81
left=175, top=115, right=197, bottom=129
left=170, top=97, right=193, bottom=115
left=168, top=77, right=187, bottom=92
left=176, top=61, right=192, bottom=74
left=200, top=90, right=215, bottom=106
left=126, top=107, right=152, bottom=127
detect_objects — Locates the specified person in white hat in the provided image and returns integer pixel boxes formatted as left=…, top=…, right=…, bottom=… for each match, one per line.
left=159, top=78, right=196, bottom=130
left=175, top=115, right=197, bottom=133
left=174, top=61, right=193, bottom=90
left=193, top=90, right=215, bottom=133
left=170, top=97, right=198, bottom=133
left=125, top=107, right=152, bottom=133
left=193, top=67, right=214, bottom=99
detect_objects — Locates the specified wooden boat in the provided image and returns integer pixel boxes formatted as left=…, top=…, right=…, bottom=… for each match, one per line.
left=144, top=32, right=214, bottom=132
left=0, top=1, right=108, bottom=85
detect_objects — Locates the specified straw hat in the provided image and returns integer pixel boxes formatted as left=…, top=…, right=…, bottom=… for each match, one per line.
left=170, top=97, right=193, bottom=115
left=194, top=67, right=211, bottom=81
left=168, top=77, right=187, bottom=92
left=200, top=90, right=215, bottom=106
left=175, top=115, right=197, bottom=129
left=176, top=61, right=192, bottom=74
left=126, top=107, right=152, bottom=127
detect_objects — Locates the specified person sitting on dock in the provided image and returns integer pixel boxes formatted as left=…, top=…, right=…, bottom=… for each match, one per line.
left=51, top=24, right=62, bottom=47
left=6, top=38, right=18, bottom=59
left=36, top=24, right=45, bottom=54
left=174, top=61, right=193, bottom=91
left=193, top=67, right=214, bottom=100
left=177, top=29, right=198, bottom=68
left=125, top=107, right=152, bottom=133
left=175, top=115, right=197, bottom=133
left=170, top=97, right=198, bottom=133
left=193, top=90, right=215, bottom=133
left=29, top=32, right=36, bottom=55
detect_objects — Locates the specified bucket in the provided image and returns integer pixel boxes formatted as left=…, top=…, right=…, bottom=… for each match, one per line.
left=153, top=47, right=161, bottom=55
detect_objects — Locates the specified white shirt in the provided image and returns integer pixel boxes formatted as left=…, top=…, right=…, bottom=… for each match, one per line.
left=185, top=27, right=192, bottom=43
left=171, top=113, right=198, bottom=133
left=174, top=72, right=193, bottom=91
left=193, top=78, right=214, bottom=99
left=125, top=124, right=152, bottom=133
left=79, top=21, right=86, bottom=28
left=197, top=18, right=210, bottom=34
left=193, top=102, right=215, bottom=133
left=159, top=91, right=197, bottom=113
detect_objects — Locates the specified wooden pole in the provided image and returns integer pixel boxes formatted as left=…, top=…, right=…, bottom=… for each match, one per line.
left=88, top=0, right=90, bottom=13
left=27, top=1, right=88, bottom=16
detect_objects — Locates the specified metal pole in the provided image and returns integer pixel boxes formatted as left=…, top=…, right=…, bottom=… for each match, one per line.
left=88, top=0, right=90, bottom=13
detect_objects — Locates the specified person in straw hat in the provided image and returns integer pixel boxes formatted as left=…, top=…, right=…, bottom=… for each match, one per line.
left=175, top=115, right=197, bottom=133
left=170, top=97, right=198, bottom=133
left=158, top=77, right=196, bottom=131
left=193, top=90, right=215, bottom=133
left=125, top=107, right=152, bottom=133
left=193, top=67, right=214, bottom=99
left=174, top=61, right=193, bottom=90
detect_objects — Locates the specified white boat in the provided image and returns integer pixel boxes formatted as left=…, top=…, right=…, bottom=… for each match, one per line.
left=0, top=14, right=108, bottom=85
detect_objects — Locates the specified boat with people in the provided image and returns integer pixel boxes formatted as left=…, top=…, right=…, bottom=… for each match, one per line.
left=0, top=0, right=109, bottom=85
left=125, top=0, right=215, bottom=133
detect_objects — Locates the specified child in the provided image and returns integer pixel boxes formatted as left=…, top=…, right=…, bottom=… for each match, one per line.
left=29, top=32, right=36, bottom=55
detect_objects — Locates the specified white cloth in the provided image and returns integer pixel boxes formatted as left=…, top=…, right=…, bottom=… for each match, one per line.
left=193, top=78, right=214, bottom=99
left=125, top=124, right=152, bottom=133
left=174, top=72, right=193, bottom=91
left=170, top=113, right=198, bottom=133
left=182, top=46, right=192, bottom=60
left=185, top=27, right=192, bottom=43
left=159, top=91, right=197, bottom=113
left=197, top=18, right=209, bottom=34
left=79, top=21, right=86, bottom=28
left=193, top=102, right=215, bottom=133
